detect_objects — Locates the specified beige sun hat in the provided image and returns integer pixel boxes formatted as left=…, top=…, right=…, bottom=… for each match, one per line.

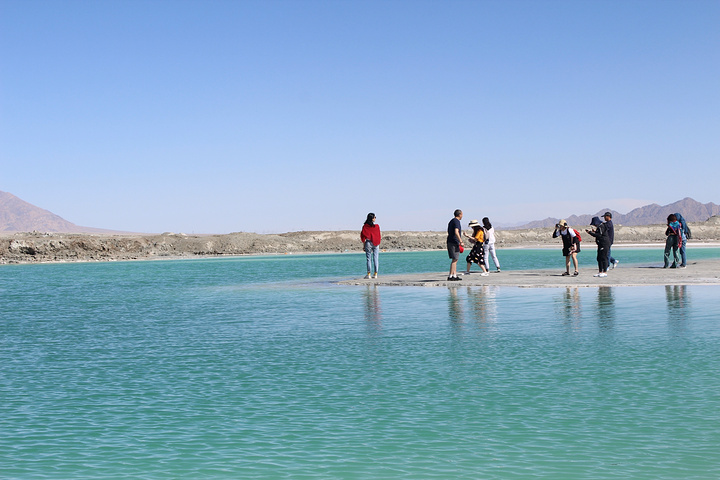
left=468, top=220, right=481, bottom=228
left=558, top=219, right=569, bottom=228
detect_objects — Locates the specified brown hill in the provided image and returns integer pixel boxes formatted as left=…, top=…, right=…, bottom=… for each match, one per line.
left=3, top=190, right=718, bottom=236
left=0, top=191, right=120, bottom=234
left=511, top=197, right=720, bottom=230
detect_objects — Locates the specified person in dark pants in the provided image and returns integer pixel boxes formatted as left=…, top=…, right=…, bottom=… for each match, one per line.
left=586, top=216, right=610, bottom=277
left=603, top=212, right=619, bottom=269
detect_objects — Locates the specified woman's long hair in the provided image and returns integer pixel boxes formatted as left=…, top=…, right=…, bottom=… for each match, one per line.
left=365, top=213, right=376, bottom=226
left=482, top=217, right=492, bottom=229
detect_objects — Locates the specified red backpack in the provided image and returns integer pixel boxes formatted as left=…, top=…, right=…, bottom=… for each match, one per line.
left=573, top=229, right=582, bottom=242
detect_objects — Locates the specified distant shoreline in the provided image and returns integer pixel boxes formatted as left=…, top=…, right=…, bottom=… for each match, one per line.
left=2, top=221, right=720, bottom=265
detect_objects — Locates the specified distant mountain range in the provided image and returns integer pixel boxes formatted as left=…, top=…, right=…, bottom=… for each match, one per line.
left=509, top=197, right=720, bottom=230
left=2, top=191, right=719, bottom=234
left=0, top=191, right=120, bottom=234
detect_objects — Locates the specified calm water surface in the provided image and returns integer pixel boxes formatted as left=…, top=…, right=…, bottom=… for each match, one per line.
left=1, top=250, right=719, bottom=479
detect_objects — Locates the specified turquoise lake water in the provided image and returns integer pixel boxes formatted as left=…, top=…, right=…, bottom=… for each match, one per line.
left=2, top=248, right=720, bottom=479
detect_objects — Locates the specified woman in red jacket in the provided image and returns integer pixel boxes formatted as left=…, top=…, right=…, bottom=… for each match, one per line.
left=361, top=213, right=381, bottom=279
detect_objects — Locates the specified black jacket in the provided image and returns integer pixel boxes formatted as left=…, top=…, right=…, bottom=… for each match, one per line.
left=588, top=223, right=610, bottom=245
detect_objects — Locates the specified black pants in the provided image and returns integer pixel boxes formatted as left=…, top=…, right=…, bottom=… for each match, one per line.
left=596, top=241, right=610, bottom=272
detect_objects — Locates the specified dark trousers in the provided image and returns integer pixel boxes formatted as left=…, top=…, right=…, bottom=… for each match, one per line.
left=597, top=242, right=610, bottom=272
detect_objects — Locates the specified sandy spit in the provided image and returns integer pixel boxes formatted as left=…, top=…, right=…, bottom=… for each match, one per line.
left=338, top=258, right=720, bottom=288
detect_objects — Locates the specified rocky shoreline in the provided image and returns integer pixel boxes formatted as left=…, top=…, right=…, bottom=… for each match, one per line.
left=2, top=216, right=720, bottom=264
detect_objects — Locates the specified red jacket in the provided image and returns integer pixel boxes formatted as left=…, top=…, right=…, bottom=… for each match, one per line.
left=361, top=223, right=381, bottom=246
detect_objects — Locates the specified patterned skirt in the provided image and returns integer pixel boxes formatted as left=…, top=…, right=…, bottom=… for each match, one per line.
left=466, top=242, right=486, bottom=265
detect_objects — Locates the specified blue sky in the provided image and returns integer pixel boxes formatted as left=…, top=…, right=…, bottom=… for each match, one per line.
left=1, top=0, right=718, bottom=233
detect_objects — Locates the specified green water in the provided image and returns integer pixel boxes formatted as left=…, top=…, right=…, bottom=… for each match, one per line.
left=1, top=250, right=719, bottom=479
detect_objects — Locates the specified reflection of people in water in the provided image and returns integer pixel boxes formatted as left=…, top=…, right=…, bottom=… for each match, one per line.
left=597, top=287, right=615, bottom=331
left=363, top=285, right=382, bottom=330
left=448, top=287, right=465, bottom=328
left=557, top=287, right=582, bottom=329
left=467, top=285, right=498, bottom=327
left=665, top=285, right=688, bottom=310
left=665, top=285, right=690, bottom=333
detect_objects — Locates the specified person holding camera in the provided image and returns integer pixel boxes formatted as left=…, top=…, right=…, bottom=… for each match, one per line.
left=586, top=216, right=611, bottom=277
left=552, top=220, right=580, bottom=276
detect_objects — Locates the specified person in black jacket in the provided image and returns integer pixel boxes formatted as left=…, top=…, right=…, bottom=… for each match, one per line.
left=586, top=216, right=610, bottom=277
left=603, top=212, right=619, bottom=269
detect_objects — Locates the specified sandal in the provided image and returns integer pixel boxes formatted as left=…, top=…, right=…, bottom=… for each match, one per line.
left=562, top=272, right=570, bottom=276
left=573, top=271, right=579, bottom=276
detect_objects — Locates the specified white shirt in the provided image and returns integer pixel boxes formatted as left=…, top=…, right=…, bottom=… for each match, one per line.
left=484, top=227, right=497, bottom=243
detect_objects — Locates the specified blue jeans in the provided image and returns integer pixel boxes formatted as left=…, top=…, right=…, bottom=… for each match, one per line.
left=607, top=245, right=616, bottom=266
left=679, top=238, right=687, bottom=267
left=364, top=241, right=379, bottom=274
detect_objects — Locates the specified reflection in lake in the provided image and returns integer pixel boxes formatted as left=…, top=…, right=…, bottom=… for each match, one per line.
left=556, top=287, right=582, bottom=330
left=448, top=286, right=465, bottom=331
left=666, top=285, right=690, bottom=336
left=447, top=286, right=500, bottom=334
left=467, top=285, right=498, bottom=328
left=363, top=285, right=382, bottom=331
left=597, top=286, right=615, bottom=331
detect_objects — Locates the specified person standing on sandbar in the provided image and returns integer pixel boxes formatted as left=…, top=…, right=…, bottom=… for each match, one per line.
left=361, top=213, right=381, bottom=279
left=603, top=212, right=619, bottom=269
left=482, top=217, right=501, bottom=272
left=587, top=216, right=610, bottom=277
left=447, top=209, right=464, bottom=281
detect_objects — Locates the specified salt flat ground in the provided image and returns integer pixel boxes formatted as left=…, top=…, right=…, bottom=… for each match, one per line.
left=339, top=258, right=720, bottom=288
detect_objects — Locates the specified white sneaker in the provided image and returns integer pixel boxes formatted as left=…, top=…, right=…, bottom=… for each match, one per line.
left=612, top=260, right=619, bottom=269
left=480, top=272, right=489, bottom=276
left=594, top=273, right=608, bottom=277
left=364, top=273, right=371, bottom=279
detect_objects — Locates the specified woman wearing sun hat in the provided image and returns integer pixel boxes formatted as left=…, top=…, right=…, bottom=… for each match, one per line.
left=553, top=219, right=580, bottom=276
left=463, top=219, right=489, bottom=276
